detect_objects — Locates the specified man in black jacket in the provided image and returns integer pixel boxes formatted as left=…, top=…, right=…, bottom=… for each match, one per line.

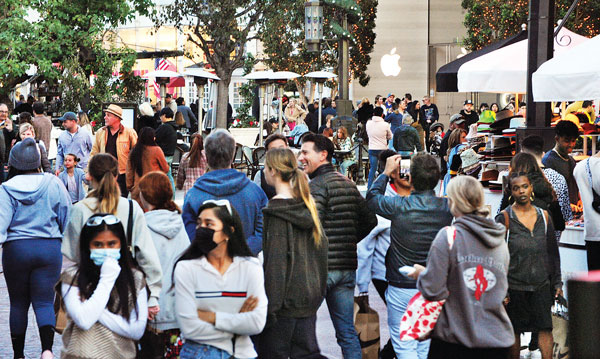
left=298, top=133, right=377, bottom=359
left=155, top=107, right=178, bottom=195
left=366, top=153, right=453, bottom=358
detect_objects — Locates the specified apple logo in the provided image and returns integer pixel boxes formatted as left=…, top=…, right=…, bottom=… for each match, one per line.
left=380, top=48, right=401, bottom=77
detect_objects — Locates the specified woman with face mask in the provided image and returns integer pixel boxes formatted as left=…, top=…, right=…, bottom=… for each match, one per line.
left=173, top=200, right=267, bottom=359
left=62, top=154, right=163, bottom=324
left=59, top=213, right=148, bottom=358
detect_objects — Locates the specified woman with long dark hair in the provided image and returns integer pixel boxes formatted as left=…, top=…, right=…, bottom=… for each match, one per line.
left=259, top=148, right=327, bottom=358
left=59, top=214, right=147, bottom=358
left=177, top=133, right=207, bottom=194
left=0, top=138, right=71, bottom=359
left=126, top=127, right=169, bottom=199
left=173, top=200, right=267, bottom=359
left=62, top=154, right=163, bottom=324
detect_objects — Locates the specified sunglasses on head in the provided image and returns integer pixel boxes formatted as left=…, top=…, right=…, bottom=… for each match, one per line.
left=86, top=214, right=121, bottom=227
left=203, top=199, right=233, bottom=216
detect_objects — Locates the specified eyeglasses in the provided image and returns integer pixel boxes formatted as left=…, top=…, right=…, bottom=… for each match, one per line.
left=86, top=214, right=121, bottom=227
left=203, top=199, right=233, bottom=216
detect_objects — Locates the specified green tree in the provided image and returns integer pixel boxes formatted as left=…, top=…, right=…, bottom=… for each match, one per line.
left=234, top=53, right=257, bottom=128
left=156, top=0, right=268, bottom=129
left=462, top=0, right=600, bottom=50
left=260, top=0, right=377, bottom=104
left=0, top=0, right=150, bottom=118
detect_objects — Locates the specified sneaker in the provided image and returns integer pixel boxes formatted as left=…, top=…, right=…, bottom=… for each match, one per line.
left=530, top=349, right=542, bottom=359
left=519, top=348, right=532, bottom=359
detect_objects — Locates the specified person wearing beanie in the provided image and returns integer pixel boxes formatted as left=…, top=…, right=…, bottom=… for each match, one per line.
left=0, top=137, right=72, bottom=359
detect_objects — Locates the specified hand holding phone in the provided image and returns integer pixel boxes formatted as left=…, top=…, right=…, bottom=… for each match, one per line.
left=399, top=265, right=416, bottom=277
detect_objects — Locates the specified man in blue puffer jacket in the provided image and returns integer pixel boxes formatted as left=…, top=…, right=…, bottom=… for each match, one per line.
left=182, top=129, right=268, bottom=255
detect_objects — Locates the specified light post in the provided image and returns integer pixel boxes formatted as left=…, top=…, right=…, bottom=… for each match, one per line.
left=183, top=67, right=220, bottom=133
left=304, top=1, right=324, bottom=53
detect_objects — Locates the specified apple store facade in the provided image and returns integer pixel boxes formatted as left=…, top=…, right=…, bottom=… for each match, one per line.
left=353, top=0, right=482, bottom=123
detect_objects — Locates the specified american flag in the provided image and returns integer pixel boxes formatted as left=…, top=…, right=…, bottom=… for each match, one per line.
left=153, top=58, right=184, bottom=97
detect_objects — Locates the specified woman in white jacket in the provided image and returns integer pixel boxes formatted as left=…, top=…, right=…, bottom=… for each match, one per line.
left=59, top=213, right=147, bottom=358
left=173, top=199, right=267, bottom=359
left=137, top=171, right=190, bottom=357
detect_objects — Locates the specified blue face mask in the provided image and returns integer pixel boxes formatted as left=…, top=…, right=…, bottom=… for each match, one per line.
left=90, top=248, right=121, bottom=266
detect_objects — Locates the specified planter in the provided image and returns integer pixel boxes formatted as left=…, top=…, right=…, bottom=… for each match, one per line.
left=229, top=127, right=260, bottom=147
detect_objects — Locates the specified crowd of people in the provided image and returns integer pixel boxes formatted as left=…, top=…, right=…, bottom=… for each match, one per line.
left=0, top=91, right=598, bottom=359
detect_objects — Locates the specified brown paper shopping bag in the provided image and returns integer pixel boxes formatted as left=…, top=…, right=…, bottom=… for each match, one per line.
left=354, top=296, right=380, bottom=359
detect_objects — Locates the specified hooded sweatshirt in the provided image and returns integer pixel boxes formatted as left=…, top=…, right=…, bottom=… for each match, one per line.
left=0, top=173, right=71, bottom=243
left=182, top=168, right=268, bottom=255
left=145, top=209, right=191, bottom=330
left=417, top=214, right=514, bottom=349
left=262, top=199, right=328, bottom=322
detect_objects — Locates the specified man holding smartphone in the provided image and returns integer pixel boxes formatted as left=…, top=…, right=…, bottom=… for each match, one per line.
left=366, top=153, right=453, bottom=358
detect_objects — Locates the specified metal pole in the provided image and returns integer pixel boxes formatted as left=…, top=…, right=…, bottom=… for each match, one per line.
left=259, top=84, right=265, bottom=147
left=160, top=83, right=166, bottom=109
left=554, top=0, right=582, bottom=37
left=525, top=0, right=555, bottom=128
left=336, top=12, right=352, bottom=117
left=318, top=83, right=323, bottom=129
left=278, top=84, right=284, bottom=133
left=197, top=83, right=204, bottom=133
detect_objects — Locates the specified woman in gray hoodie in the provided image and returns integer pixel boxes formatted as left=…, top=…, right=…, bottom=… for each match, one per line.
left=411, top=176, right=514, bottom=359
left=137, top=171, right=190, bottom=358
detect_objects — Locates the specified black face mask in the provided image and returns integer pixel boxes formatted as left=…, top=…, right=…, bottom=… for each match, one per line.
left=195, top=227, right=218, bottom=255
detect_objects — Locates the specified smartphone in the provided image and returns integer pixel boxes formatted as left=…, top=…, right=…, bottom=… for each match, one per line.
left=399, top=158, right=411, bottom=179
left=399, top=265, right=416, bottom=277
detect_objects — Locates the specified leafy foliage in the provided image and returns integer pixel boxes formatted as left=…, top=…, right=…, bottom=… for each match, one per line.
left=462, top=0, right=600, bottom=50
left=156, top=0, right=268, bottom=129
left=233, top=53, right=257, bottom=128
left=259, top=0, right=377, bottom=99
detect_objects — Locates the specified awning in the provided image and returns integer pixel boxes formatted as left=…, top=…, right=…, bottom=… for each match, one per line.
left=457, top=27, right=588, bottom=93
left=435, top=30, right=527, bottom=92
left=533, top=34, right=600, bottom=101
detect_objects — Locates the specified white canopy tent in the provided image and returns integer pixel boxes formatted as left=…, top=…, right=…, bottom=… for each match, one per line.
left=533, top=34, right=600, bottom=101
left=457, top=27, right=588, bottom=93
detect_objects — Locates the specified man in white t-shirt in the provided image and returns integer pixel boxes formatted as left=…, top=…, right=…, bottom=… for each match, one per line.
left=573, top=152, right=600, bottom=271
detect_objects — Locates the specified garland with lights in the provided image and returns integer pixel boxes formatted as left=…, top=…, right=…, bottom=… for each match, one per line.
left=462, top=0, right=600, bottom=50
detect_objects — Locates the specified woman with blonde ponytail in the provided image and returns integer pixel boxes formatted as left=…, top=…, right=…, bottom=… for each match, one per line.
left=258, top=148, right=328, bottom=358
left=62, top=153, right=164, bottom=323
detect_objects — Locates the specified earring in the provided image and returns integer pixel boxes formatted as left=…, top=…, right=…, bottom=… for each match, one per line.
left=508, top=195, right=513, bottom=202
left=530, top=192, right=535, bottom=202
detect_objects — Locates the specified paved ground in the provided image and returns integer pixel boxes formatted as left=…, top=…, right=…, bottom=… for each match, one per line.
left=0, top=185, right=389, bottom=358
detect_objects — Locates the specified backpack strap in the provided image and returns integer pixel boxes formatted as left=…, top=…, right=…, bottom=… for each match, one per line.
left=127, top=199, right=134, bottom=251
left=501, top=209, right=510, bottom=242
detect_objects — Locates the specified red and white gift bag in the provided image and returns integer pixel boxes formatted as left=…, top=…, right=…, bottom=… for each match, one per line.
left=399, top=226, right=455, bottom=341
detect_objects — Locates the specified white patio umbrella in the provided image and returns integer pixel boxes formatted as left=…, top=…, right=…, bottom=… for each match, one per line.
left=271, top=71, right=301, bottom=132
left=457, top=27, right=588, bottom=93
left=183, top=68, right=220, bottom=132
left=305, top=71, right=337, bottom=128
left=533, top=34, right=600, bottom=101
left=142, top=70, right=184, bottom=108
left=244, top=71, right=275, bottom=146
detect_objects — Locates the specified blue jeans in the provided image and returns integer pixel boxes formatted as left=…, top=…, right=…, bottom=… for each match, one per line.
left=165, top=155, right=176, bottom=199
left=325, top=270, right=362, bottom=359
left=386, top=286, right=430, bottom=359
left=368, top=150, right=383, bottom=189
left=339, top=159, right=356, bottom=177
left=180, top=341, right=246, bottom=359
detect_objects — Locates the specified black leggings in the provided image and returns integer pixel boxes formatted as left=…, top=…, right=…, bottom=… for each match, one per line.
left=586, top=241, right=600, bottom=271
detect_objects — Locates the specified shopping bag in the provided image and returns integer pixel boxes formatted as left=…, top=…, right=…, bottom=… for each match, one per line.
left=398, top=292, right=445, bottom=341
left=399, top=226, right=456, bottom=341
left=54, top=293, right=67, bottom=334
left=552, top=295, right=569, bottom=359
left=353, top=295, right=380, bottom=359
